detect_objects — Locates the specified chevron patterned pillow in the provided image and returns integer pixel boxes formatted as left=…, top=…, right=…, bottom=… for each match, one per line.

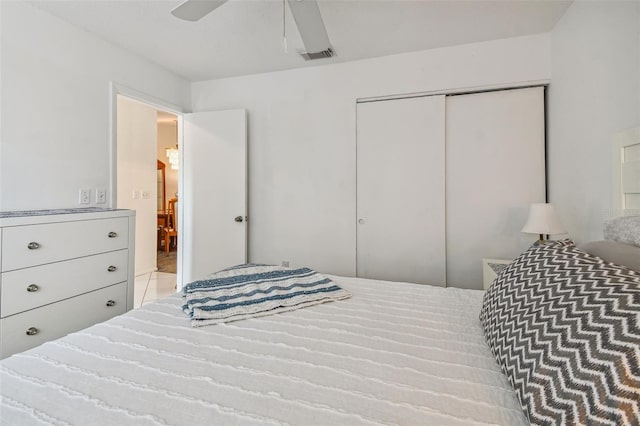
left=480, top=240, right=640, bottom=425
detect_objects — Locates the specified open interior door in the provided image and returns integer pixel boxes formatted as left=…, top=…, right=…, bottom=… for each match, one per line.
left=180, top=109, right=247, bottom=285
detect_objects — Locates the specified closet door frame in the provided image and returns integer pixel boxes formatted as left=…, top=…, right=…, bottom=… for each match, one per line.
left=355, top=84, right=548, bottom=288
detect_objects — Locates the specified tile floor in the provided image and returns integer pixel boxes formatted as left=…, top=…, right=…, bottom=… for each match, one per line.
left=134, top=271, right=178, bottom=308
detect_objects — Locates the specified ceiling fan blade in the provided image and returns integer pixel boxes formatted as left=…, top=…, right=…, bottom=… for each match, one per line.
left=171, top=0, right=228, bottom=22
left=287, top=0, right=332, bottom=55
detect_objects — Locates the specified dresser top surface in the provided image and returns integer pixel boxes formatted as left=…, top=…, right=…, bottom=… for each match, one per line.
left=0, top=207, right=125, bottom=219
left=0, top=208, right=135, bottom=226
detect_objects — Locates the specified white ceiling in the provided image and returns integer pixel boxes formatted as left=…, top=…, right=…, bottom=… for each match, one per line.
left=30, top=0, right=571, bottom=82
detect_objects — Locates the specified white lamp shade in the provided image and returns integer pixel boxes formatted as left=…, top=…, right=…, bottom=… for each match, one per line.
left=521, top=203, right=565, bottom=235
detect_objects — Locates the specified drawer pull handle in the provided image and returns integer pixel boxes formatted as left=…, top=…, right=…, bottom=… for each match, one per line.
left=26, top=284, right=39, bottom=292
left=26, top=327, right=39, bottom=336
left=108, top=232, right=118, bottom=238
left=107, top=265, right=117, bottom=272
left=27, top=242, right=40, bottom=250
left=106, top=300, right=116, bottom=307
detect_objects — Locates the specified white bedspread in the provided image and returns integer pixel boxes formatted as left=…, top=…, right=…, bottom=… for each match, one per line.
left=0, top=276, right=526, bottom=425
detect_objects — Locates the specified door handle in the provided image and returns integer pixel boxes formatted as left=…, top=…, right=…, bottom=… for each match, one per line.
left=234, top=216, right=243, bottom=223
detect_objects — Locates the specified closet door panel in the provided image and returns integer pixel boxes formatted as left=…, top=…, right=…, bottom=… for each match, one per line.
left=357, top=96, right=446, bottom=286
left=445, top=87, right=546, bottom=289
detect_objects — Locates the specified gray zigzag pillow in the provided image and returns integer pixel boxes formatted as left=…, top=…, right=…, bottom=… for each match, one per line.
left=480, top=240, right=640, bottom=425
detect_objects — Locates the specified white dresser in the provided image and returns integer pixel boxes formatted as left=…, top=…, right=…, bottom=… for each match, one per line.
left=0, top=208, right=135, bottom=358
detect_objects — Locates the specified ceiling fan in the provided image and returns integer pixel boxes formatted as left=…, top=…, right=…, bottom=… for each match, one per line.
left=171, top=0, right=334, bottom=60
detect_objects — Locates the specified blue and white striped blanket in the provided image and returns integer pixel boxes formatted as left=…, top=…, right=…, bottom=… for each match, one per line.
left=182, top=264, right=352, bottom=327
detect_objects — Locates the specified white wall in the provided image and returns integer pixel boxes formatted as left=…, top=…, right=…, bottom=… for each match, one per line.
left=548, top=1, right=640, bottom=243
left=157, top=121, right=179, bottom=205
left=192, top=34, right=551, bottom=276
left=117, top=97, right=158, bottom=275
left=0, top=1, right=190, bottom=212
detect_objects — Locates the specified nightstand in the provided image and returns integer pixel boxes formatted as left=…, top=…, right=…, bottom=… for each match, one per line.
left=482, top=258, right=511, bottom=290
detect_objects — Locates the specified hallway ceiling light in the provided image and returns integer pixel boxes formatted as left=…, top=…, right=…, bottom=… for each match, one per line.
left=166, top=145, right=179, bottom=170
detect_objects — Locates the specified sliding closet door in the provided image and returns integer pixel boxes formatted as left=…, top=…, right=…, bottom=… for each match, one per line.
left=357, top=95, right=446, bottom=285
left=445, top=87, right=546, bottom=289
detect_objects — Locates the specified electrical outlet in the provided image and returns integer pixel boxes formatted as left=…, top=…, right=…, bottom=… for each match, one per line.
left=96, top=188, right=107, bottom=204
left=79, top=188, right=91, bottom=204
left=281, top=261, right=290, bottom=267
left=141, top=190, right=151, bottom=199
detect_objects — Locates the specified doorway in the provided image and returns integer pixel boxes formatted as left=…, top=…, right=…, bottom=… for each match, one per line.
left=111, top=84, right=249, bottom=301
left=114, top=92, right=182, bottom=308
left=157, top=112, right=179, bottom=274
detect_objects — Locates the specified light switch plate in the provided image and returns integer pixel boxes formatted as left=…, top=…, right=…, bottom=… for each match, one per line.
left=96, top=188, right=107, bottom=204
left=79, top=188, right=90, bottom=204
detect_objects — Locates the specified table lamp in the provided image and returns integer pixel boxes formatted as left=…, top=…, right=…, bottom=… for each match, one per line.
left=521, top=203, right=565, bottom=244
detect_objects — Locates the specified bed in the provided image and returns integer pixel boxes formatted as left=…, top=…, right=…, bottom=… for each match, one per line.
left=0, top=275, right=526, bottom=425
left=1, top=216, right=639, bottom=425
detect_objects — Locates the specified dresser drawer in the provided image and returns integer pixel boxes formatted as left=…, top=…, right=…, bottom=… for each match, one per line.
left=0, top=282, right=127, bottom=358
left=1, top=217, right=128, bottom=271
left=1, top=250, right=128, bottom=317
